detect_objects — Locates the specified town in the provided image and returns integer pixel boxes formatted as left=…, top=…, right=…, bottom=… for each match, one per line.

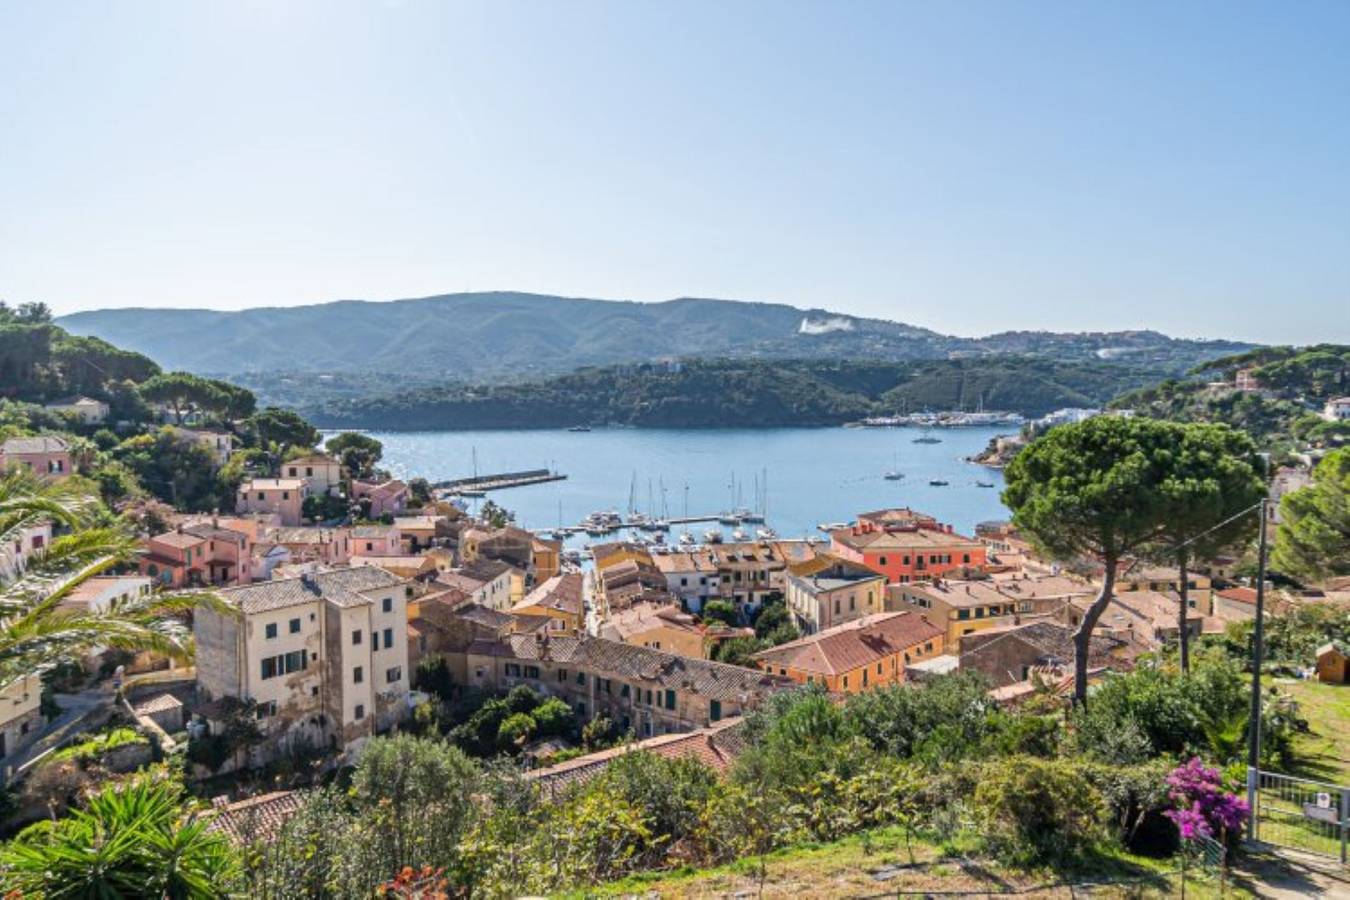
left=1, top=313, right=1348, bottom=895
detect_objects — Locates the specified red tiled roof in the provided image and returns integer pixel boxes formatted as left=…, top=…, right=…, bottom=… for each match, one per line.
left=1217, top=587, right=1258, bottom=605
left=209, top=791, right=306, bottom=844
left=753, top=611, right=944, bottom=676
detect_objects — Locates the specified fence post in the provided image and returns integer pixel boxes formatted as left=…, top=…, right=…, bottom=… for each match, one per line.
left=1341, top=786, right=1348, bottom=865
left=1247, top=766, right=1258, bottom=842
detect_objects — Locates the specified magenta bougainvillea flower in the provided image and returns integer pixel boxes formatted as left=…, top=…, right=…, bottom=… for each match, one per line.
left=1164, top=757, right=1250, bottom=842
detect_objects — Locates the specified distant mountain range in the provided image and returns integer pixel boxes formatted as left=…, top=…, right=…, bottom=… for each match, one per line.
left=57, top=292, right=1252, bottom=380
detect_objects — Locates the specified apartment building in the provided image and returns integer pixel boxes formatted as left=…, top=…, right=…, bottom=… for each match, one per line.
left=830, top=508, right=986, bottom=584
left=752, top=611, right=945, bottom=693
left=783, top=554, right=887, bottom=633
left=194, top=568, right=411, bottom=763
left=236, top=478, right=309, bottom=526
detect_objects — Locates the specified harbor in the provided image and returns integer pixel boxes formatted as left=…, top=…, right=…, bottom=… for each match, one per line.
left=431, top=467, right=567, bottom=497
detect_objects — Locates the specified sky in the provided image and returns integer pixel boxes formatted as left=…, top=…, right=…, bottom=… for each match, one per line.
left=1, top=1, right=1347, bottom=344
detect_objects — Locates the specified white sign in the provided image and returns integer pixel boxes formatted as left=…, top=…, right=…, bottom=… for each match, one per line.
left=1316, top=792, right=1332, bottom=809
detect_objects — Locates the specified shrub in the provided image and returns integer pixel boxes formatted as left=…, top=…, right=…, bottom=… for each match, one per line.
left=973, top=756, right=1107, bottom=865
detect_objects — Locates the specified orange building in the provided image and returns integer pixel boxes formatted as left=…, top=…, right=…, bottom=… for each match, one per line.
left=830, top=508, right=986, bottom=584
left=751, top=611, right=945, bottom=693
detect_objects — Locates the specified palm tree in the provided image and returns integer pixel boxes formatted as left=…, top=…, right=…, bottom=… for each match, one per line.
left=0, top=775, right=242, bottom=897
left=1, top=468, right=216, bottom=688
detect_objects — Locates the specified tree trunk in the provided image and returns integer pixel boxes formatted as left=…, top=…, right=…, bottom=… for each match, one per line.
left=1073, top=556, right=1117, bottom=707
left=1177, top=551, right=1191, bottom=673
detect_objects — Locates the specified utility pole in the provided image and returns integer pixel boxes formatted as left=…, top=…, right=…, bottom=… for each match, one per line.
left=1246, top=497, right=1269, bottom=840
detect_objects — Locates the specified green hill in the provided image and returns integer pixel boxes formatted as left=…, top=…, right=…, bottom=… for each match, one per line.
left=304, top=356, right=1161, bottom=430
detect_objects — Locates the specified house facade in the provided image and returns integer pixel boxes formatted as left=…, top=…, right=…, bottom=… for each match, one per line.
left=0, top=674, right=42, bottom=766
left=284, top=455, right=344, bottom=497
left=236, top=478, right=309, bottom=526
left=830, top=509, right=986, bottom=585
left=752, top=611, right=945, bottom=694
left=43, top=396, right=109, bottom=424
left=783, top=554, right=887, bottom=633
left=0, top=435, right=72, bottom=479
left=458, top=633, right=790, bottom=738
left=194, top=568, right=411, bottom=763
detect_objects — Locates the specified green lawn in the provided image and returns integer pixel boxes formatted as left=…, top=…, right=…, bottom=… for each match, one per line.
left=568, top=827, right=1245, bottom=899
left=1285, top=680, right=1350, bottom=785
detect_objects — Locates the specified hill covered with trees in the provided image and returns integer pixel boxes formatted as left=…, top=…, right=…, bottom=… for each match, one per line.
left=1112, top=344, right=1350, bottom=451
left=304, top=356, right=1163, bottom=430
left=57, top=291, right=1252, bottom=380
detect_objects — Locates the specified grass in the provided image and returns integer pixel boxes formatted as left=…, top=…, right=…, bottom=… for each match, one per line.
left=1284, top=681, right=1350, bottom=785
left=48, top=726, right=148, bottom=765
left=564, top=827, right=1248, bottom=899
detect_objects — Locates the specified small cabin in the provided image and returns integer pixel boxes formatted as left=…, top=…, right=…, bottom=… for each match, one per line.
left=1315, top=641, right=1349, bottom=685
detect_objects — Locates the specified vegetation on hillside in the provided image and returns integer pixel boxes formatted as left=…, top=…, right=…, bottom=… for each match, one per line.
left=1114, top=344, right=1350, bottom=452
left=303, top=356, right=1167, bottom=429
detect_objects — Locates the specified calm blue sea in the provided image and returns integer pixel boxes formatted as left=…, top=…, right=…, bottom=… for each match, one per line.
left=362, top=426, right=1014, bottom=545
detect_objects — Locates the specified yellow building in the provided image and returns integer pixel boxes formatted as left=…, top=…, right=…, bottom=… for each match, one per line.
left=752, top=611, right=945, bottom=693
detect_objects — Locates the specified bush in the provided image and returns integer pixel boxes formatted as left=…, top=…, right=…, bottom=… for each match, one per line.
left=973, top=756, right=1107, bottom=865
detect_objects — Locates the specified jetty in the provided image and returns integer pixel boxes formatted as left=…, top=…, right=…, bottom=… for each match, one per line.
left=432, top=468, right=566, bottom=496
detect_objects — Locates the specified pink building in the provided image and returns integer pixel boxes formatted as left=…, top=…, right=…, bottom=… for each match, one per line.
left=0, top=435, right=72, bottom=479
left=139, top=521, right=253, bottom=587
left=236, top=478, right=308, bottom=526
left=351, top=479, right=409, bottom=519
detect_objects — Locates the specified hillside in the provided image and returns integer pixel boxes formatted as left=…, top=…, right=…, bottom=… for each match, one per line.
left=1111, top=344, right=1350, bottom=451
left=56, top=291, right=1251, bottom=380
left=304, top=356, right=1161, bottom=430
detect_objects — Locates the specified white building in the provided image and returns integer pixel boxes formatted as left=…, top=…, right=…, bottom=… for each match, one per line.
left=651, top=551, right=721, bottom=613
left=1323, top=397, right=1350, bottom=422
left=61, top=575, right=153, bottom=613
left=194, top=568, right=411, bottom=764
left=173, top=429, right=236, bottom=467
left=0, top=674, right=42, bottom=766
left=1, top=523, right=52, bottom=579
left=283, top=455, right=345, bottom=498
left=43, top=396, right=109, bottom=425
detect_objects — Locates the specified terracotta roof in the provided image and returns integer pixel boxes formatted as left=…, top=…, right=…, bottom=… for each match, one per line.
left=210, top=791, right=306, bottom=845
left=219, top=567, right=402, bottom=614
left=831, top=527, right=980, bottom=552
left=468, top=634, right=792, bottom=702
left=351, top=524, right=395, bottom=539
left=752, top=611, right=944, bottom=677
left=149, top=530, right=208, bottom=550
left=1, top=435, right=70, bottom=454
left=526, top=719, right=746, bottom=789
left=600, top=602, right=703, bottom=643
left=271, top=527, right=344, bottom=545
left=132, top=692, right=183, bottom=715
left=448, top=602, right=514, bottom=629
left=285, top=454, right=338, bottom=466
left=1216, top=587, right=1259, bottom=606
left=515, top=573, right=583, bottom=616
left=240, top=478, right=306, bottom=491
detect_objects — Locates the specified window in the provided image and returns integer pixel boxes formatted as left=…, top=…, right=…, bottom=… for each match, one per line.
left=710, top=699, right=722, bottom=721
left=680, top=577, right=688, bottom=586
left=255, top=701, right=277, bottom=719
left=957, top=609, right=970, bottom=620
left=352, top=629, right=362, bottom=645
left=576, top=701, right=586, bottom=717
left=505, top=663, right=522, bottom=677
left=281, top=491, right=290, bottom=500
left=645, top=689, right=653, bottom=705
left=525, top=665, right=540, bottom=679
left=353, top=666, right=364, bottom=684
left=382, top=597, right=393, bottom=613
left=284, top=650, right=306, bottom=674
left=265, top=622, right=278, bottom=639
left=575, top=672, right=586, bottom=686
left=665, top=689, right=676, bottom=710
left=620, top=684, right=630, bottom=698
left=372, top=632, right=380, bottom=651
left=261, top=656, right=278, bottom=679
left=288, top=467, right=297, bottom=476
left=383, top=627, right=393, bottom=648
left=257, top=492, right=265, bottom=501
left=877, top=662, right=883, bottom=674
left=354, top=704, right=365, bottom=721
left=289, top=618, right=301, bottom=634
left=833, top=599, right=840, bottom=615
left=305, top=467, right=313, bottom=476
left=386, top=666, right=402, bottom=684
left=557, top=669, right=568, bottom=682
left=975, top=607, right=985, bottom=619
left=862, top=669, right=869, bottom=686
left=842, top=675, right=850, bottom=689
left=903, top=556, right=910, bottom=566
left=312, top=686, right=319, bottom=697
left=962, top=553, right=970, bottom=564
left=849, top=595, right=856, bottom=611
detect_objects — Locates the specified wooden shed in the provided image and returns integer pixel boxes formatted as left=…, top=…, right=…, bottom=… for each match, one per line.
left=1315, top=641, right=1349, bottom=684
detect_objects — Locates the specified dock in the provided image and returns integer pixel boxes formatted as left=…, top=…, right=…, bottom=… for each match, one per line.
left=432, top=468, right=567, bottom=496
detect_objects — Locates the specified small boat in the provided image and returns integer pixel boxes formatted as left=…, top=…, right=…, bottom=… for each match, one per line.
left=883, top=471, right=904, bottom=481
left=731, top=528, right=748, bottom=542
left=457, top=489, right=486, bottom=498
left=703, top=529, right=723, bottom=544
left=929, top=479, right=949, bottom=486
left=912, top=434, right=941, bottom=444
left=976, top=480, right=995, bottom=488
left=756, top=527, right=778, bottom=541
left=678, top=532, right=695, bottom=546
left=817, top=522, right=848, bottom=532
left=717, top=512, right=740, bottom=525
left=567, top=425, right=592, bottom=432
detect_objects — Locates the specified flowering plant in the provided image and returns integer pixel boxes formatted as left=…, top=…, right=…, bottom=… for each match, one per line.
left=1162, top=757, right=1249, bottom=843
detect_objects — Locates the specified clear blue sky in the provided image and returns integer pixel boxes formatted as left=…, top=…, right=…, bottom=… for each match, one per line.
left=2, top=1, right=1347, bottom=344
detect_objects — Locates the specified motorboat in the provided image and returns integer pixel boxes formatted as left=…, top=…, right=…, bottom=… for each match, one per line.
left=976, top=480, right=995, bottom=488
left=756, top=527, right=778, bottom=540
left=703, top=529, right=723, bottom=544
left=678, top=532, right=695, bottom=546
left=567, top=425, right=592, bottom=432
left=731, top=528, right=748, bottom=542
left=717, top=512, right=740, bottom=525
left=883, top=471, right=904, bottom=481
left=929, top=479, right=949, bottom=486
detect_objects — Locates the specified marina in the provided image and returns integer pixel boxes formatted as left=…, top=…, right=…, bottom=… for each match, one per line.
left=370, top=425, right=1016, bottom=549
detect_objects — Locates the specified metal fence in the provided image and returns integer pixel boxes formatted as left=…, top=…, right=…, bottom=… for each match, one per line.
left=1248, top=767, right=1349, bottom=864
